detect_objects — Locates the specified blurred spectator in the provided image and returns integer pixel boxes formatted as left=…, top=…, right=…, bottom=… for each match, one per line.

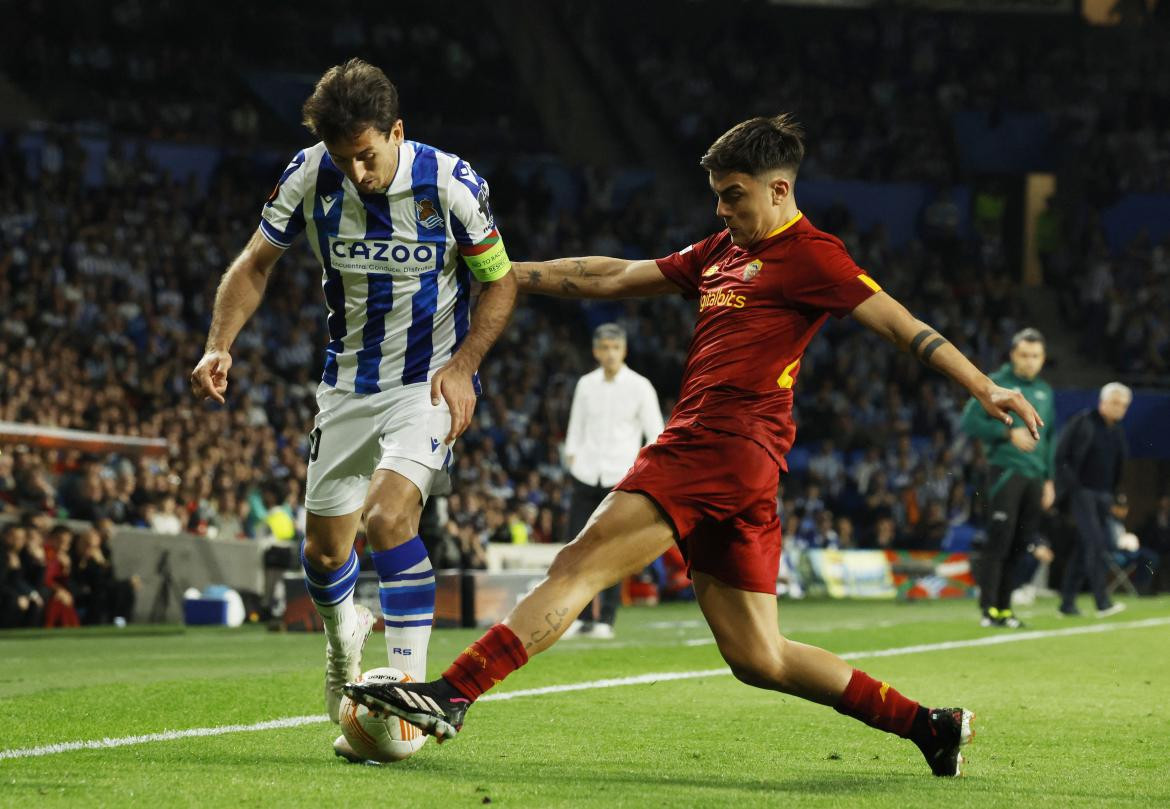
left=1106, top=496, right=1159, bottom=595
left=43, top=524, right=80, bottom=627
left=1142, top=494, right=1170, bottom=593
left=2, top=522, right=43, bottom=627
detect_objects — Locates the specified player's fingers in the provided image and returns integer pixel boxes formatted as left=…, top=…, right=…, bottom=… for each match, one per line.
left=452, top=395, right=473, bottom=441
left=190, top=362, right=209, bottom=389
left=431, top=374, right=442, bottom=406
left=443, top=391, right=461, bottom=444
left=985, top=400, right=1009, bottom=425
left=1014, top=396, right=1041, bottom=439
left=460, top=396, right=474, bottom=435
left=1017, top=404, right=1039, bottom=439
left=453, top=398, right=471, bottom=441
left=191, top=369, right=213, bottom=400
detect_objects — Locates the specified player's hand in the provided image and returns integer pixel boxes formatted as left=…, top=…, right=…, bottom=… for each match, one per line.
left=190, top=349, right=232, bottom=404
left=1009, top=427, right=1038, bottom=453
left=1041, top=479, right=1056, bottom=510
left=978, top=384, right=1042, bottom=440
left=431, top=359, right=477, bottom=444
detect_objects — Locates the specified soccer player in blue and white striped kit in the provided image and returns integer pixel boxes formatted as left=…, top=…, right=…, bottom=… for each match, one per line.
left=190, top=60, right=516, bottom=750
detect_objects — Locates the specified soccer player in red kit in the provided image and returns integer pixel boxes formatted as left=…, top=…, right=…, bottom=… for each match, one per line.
left=346, top=114, right=1043, bottom=777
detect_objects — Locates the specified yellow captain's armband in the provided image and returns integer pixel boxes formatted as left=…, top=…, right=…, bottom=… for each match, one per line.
left=461, top=234, right=511, bottom=282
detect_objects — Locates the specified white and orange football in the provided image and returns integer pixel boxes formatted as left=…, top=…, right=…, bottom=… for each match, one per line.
left=335, top=667, right=428, bottom=763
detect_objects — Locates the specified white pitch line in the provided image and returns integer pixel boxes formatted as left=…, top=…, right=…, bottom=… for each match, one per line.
left=0, top=715, right=326, bottom=761
left=3, top=615, right=1167, bottom=761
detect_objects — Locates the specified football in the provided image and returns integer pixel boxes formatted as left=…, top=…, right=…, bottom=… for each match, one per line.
left=335, top=667, right=428, bottom=763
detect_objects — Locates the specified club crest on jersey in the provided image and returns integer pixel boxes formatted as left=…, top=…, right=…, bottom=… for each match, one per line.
left=742, top=260, right=762, bottom=281
left=415, top=198, right=443, bottom=230
left=703, top=264, right=720, bottom=277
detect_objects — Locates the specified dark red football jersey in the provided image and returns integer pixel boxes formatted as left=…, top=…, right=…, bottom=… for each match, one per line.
left=655, top=212, right=880, bottom=468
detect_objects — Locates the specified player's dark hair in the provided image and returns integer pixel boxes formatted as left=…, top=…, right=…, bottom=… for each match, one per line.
left=1011, top=327, right=1045, bottom=348
left=699, top=114, right=805, bottom=177
left=302, top=58, right=400, bottom=143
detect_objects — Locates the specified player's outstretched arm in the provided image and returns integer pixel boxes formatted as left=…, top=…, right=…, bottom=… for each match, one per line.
left=851, top=291, right=1043, bottom=439
left=513, top=258, right=680, bottom=299
left=190, top=228, right=283, bottom=404
left=431, top=270, right=518, bottom=443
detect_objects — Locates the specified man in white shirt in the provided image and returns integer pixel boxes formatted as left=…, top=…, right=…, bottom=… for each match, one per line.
left=562, top=323, right=664, bottom=638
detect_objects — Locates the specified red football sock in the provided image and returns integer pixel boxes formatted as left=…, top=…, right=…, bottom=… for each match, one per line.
left=834, top=668, right=924, bottom=738
left=442, top=623, right=529, bottom=701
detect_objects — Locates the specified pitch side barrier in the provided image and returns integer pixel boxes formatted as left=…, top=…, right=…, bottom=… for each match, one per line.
left=102, top=531, right=560, bottom=625
left=784, top=548, right=977, bottom=601
left=108, top=527, right=270, bottom=623
left=100, top=528, right=975, bottom=626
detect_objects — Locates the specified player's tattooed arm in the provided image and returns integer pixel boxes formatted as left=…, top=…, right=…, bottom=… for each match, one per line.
left=851, top=291, right=1043, bottom=438
left=513, top=258, right=606, bottom=297
left=907, top=328, right=950, bottom=368
left=513, top=258, right=678, bottom=299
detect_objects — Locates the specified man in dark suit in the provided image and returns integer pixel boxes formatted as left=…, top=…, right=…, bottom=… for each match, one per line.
left=1053, top=382, right=1131, bottom=617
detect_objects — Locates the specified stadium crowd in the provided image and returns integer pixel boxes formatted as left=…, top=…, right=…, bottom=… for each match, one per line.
left=1, top=125, right=1024, bottom=564
left=3, top=5, right=1169, bottom=627
left=1, top=0, right=540, bottom=154
left=597, top=3, right=1170, bottom=191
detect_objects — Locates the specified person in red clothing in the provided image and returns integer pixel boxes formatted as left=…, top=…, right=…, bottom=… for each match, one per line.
left=346, top=114, right=1043, bottom=777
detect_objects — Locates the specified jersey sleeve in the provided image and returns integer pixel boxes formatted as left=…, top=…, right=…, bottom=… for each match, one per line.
left=259, top=150, right=309, bottom=249
left=784, top=237, right=881, bottom=317
left=654, top=232, right=723, bottom=299
left=448, top=158, right=511, bottom=282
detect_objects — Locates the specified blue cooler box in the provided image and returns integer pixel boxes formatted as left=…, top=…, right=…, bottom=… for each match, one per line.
left=183, top=597, right=230, bottom=625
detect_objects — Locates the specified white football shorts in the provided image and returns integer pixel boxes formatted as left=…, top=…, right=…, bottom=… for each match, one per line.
left=304, top=382, right=454, bottom=517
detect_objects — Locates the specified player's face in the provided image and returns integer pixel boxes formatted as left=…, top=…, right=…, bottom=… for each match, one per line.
left=593, top=338, right=627, bottom=373
left=1009, top=340, right=1045, bottom=380
left=709, top=171, right=791, bottom=247
left=325, top=121, right=404, bottom=193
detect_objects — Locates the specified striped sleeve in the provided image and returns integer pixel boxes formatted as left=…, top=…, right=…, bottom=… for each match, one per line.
left=259, top=150, right=309, bottom=249
left=448, top=158, right=511, bottom=282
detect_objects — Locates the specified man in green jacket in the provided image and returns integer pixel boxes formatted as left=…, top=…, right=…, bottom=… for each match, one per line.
left=960, top=328, right=1056, bottom=628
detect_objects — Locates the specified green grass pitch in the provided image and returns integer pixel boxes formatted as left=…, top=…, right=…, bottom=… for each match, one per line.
left=3, top=596, right=1169, bottom=808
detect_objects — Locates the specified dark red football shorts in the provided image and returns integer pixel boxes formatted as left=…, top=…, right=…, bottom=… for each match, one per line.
left=615, top=423, right=782, bottom=594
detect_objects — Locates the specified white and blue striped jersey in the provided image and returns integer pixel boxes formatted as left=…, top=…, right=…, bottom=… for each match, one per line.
left=258, top=140, right=509, bottom=393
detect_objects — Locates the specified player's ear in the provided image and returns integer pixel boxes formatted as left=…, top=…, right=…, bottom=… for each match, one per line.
left=769, top=174, right=791, bottom=206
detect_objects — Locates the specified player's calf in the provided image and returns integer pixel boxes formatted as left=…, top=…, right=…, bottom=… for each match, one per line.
left=370, top=536, right=435, bottom=682
left=301, top=541, right=372, bottom=723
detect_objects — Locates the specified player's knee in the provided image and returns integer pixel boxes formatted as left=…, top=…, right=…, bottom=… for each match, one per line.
left=546, top=542, right=588, bottom=581
left=365, top=505, right=418, bottom=546
left=302, top=541, right=350, bottom=572
left=721, top=643, right=785, bottom=690
left=548, top=531, right=614, bottom=588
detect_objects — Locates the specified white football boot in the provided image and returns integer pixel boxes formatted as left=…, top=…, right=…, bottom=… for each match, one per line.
left=333, top=735, right=362, bottom=763
left=326, top=604, right=375, bottom=723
